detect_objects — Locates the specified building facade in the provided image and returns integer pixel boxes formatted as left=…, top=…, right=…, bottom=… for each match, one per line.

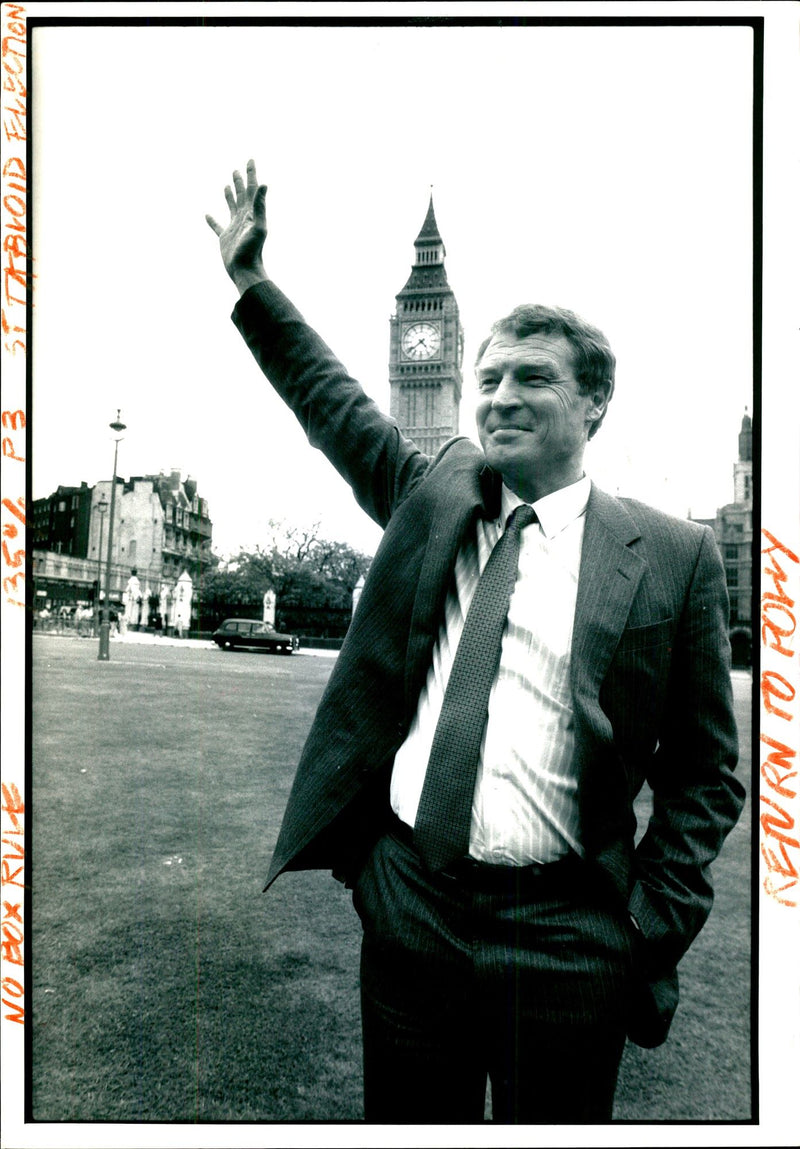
left=693, top=410, right=753, bottom=667
left=31, top=482, right=94, bottom=556
left=32, top=470, right=213, bottom=625
left=389, top=196, right=464, bottom=455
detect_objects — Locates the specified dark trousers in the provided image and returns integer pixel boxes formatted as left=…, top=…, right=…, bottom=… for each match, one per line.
left=352, top=823, right=633, bottom=1124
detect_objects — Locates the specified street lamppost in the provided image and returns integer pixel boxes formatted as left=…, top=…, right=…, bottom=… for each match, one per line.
left=94, top=496, right=108, bottom=637
left=98, top=411, right=126, bottom=661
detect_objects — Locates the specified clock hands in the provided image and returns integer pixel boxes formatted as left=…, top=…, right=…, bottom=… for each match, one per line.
left=402, top=323, right=440, bottom=359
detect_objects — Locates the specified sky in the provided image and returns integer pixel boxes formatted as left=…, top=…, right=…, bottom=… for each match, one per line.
left=30, top=19, right=754, bottom=560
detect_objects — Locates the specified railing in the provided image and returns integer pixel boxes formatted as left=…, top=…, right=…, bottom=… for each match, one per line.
left=34, top=611, right=113, bottom=637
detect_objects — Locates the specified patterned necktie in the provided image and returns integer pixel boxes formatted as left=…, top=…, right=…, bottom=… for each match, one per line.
left=414, top=503, right=538, bottom=870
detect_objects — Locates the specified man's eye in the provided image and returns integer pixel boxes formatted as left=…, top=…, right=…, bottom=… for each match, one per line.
left=478, top=378, right=498, bottom=391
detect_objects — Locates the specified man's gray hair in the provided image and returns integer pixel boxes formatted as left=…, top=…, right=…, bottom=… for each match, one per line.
left=475, top=304, right=616, bottom=438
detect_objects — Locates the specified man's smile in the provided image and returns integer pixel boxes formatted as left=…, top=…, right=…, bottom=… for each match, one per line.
left=486, top=423, right=533, bottom=437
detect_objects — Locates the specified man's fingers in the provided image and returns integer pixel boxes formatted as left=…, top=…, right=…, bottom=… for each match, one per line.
left=254, top=184, right=268, bottom=223
left=208, top=162, right=264, bottom=244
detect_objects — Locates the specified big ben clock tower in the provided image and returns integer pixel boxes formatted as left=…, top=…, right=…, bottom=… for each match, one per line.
left=389, top=195, right=463, bottom=455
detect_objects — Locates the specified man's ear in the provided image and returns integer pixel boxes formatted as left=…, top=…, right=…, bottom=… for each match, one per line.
left=595, top=378, right=614, bottom=411
left=586, top=379, right=613, bottom=439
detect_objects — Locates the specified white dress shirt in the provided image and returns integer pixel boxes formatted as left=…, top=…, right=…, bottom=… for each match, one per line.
left=390, top=474, right=590, bottom=865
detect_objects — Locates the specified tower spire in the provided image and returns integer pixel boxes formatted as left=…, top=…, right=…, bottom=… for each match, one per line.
left=415, top=193, right=444, bottom=248
left=404, top=192, right=448, bottom=286
left=738, top=408, right=752, bottom=463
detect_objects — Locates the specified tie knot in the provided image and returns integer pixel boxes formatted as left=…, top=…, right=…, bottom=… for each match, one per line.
left=506, top=504, right=537, bottom=533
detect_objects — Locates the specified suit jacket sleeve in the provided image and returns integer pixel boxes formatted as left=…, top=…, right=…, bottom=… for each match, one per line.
left=628, top=525, right=745, bottom=976
left=232, top=280, right=430, bottom=526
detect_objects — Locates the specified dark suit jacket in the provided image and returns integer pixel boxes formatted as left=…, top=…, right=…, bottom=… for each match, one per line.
left=233, top=280, right=745, bottom=1048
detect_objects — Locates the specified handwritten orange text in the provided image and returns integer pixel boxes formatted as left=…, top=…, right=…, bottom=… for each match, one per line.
left=1, top=5, right=27, bottom=1033
left=760, top=530, right=799, bottom=906
left=1, top=489, right=24, bottom=607
left=1, top=4, right=27, bottom=624
left=2, top=8, right=31, bottom=334
left=1, top=782, right=24, bottom=1023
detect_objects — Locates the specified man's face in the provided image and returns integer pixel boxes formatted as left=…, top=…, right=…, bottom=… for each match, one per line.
left=475, top=330, right=606, bottom=503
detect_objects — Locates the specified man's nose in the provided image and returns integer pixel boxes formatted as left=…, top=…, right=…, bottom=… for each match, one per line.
left=491, top=376, right=521, bottom=409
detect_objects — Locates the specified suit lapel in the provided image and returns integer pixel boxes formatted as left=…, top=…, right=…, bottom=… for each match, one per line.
left=570, top=486, right=648, bottom=891
left=571, top=486, right=646, bottom=702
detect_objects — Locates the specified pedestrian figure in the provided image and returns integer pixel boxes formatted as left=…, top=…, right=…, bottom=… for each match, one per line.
left=207, top=160, right=744, bottom=1124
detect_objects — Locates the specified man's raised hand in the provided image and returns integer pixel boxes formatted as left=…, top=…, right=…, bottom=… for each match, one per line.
left=206, top=159, right=268, bottom=295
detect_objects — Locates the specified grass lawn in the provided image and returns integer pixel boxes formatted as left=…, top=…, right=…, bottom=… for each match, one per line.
left=29, top=636, right=752, bottom=1123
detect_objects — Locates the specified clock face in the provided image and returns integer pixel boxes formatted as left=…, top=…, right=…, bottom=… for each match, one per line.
left=401, top=322, right=441, bottom=361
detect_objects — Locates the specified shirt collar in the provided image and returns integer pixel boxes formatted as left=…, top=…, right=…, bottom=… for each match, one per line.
left=500, top=475, right=591, bottom=540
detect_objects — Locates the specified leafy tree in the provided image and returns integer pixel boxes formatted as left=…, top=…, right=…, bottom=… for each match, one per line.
left=195, top=550, right=272, bottom=630
left=195, top=520, right=372, bottom=638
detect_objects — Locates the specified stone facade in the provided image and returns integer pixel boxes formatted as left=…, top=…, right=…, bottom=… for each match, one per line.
left=717, top=412, right=753, bottom=666
left=693, top=411, right=753, bottom=666
left=32, top=470, right=212, bottom=625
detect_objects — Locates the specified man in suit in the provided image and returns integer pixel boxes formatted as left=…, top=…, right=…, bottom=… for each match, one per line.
left=207, top=161, right=745, bottom=1124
